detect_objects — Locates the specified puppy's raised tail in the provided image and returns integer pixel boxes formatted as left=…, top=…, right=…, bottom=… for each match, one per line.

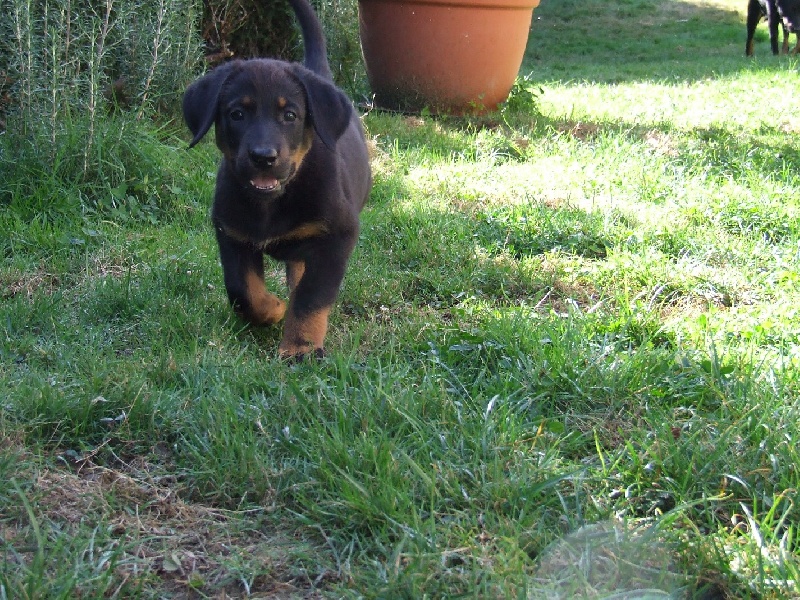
left=288, top=0, right=334, bottom=81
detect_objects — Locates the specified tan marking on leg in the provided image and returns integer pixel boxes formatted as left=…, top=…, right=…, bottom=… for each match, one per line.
left=286, top=260, right=305, bottom=293
left=240, top=268, right=286, bottom=325
left=278, top=306, right=331, bottom=359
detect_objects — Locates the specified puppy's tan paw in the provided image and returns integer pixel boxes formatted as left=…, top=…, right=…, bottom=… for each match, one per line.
left=239, top=294, right=286, bottom=325
left=278, top=307, right=330, bottom=360
left=279, top=346, right=326, bottom=362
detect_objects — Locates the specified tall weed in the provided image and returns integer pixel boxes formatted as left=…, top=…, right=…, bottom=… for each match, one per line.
left=0, top=0, right=202, bottom=218
left=312, top=0, right=366, bottom=96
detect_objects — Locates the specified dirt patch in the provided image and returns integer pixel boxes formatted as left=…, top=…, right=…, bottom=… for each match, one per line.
left=642, top=129, right=681, bottom=158
left=780, top=117, right=800, bottom=135
left=1, top=268, right=61, bottom=299
left=2, top=445, right=334, bottom=598
left=554, top=120, right=602, bottom=141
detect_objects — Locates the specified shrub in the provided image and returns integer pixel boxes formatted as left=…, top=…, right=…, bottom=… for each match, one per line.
left=200, top=0, right=367, bottom=95
left=311, top=0, right=367, bottom=96
left=201, top=0, right=295, bottom=63
left=1, top=0, right=202, bottom=131
left=0, top=0, right=203, bottom=219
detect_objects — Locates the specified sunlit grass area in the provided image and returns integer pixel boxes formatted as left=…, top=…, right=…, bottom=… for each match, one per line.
left=2, top=0, right=799, bottom=597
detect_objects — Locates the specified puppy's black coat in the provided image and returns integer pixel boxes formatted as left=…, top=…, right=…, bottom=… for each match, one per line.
left=746, top=0, right=800, bottom=55
left=183, top=0, right=371, bottom=359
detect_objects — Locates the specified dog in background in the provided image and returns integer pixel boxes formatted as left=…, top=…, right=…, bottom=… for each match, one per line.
left=183, top=0, right=371, bottom=360
left=746, top=0, right=800, bottom=55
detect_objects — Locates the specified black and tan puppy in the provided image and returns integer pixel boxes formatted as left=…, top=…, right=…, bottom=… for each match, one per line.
left=183, top=0, right=371, bottom=359
left=747, top=0, right=800, bottom=55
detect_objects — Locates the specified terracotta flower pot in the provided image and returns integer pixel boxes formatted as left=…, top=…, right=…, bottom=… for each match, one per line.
left=358, top=0, right=540, bottom=114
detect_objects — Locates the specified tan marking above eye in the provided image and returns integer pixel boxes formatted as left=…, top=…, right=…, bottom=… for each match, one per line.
left=277, top=96, right=287, bottom=109
left=241, top=96, right=254, bottom=108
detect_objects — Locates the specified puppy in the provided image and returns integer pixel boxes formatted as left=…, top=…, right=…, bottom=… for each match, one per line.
left=183, top=0, right=371, bottom=359
left=746, top=0, right=800, bottom=55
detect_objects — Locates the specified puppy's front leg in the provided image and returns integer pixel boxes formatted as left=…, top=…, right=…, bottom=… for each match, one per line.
left=278, top=242, right=353, bottom=359
left=215, top=228, right=287, bottom=326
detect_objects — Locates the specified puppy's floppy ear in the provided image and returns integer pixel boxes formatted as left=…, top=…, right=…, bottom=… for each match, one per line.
left=290, top=65, right=354, bottom=150
left=183, top=62, right=239, bottom=148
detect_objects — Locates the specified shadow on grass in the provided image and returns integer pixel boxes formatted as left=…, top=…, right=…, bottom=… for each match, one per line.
left=358, top=172, right=609, bottom=314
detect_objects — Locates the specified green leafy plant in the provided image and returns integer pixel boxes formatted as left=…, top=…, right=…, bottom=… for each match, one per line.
left=502, top=72, right=543, bottom=115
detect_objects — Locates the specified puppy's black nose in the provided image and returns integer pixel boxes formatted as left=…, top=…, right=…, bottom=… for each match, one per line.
left=249, top=147, right=278, bottom=167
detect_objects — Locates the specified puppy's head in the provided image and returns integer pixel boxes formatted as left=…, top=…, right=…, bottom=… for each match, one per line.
left=183, top=59, right=354, bottom=197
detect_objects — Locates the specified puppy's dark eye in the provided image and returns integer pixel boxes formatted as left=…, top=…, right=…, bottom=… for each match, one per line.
left=230, top=109, right=245, bottom=121
left=284, top=110, right=297, bottom=122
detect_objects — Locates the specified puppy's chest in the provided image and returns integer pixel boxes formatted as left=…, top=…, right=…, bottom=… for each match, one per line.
left=212, top=182, right=330, bottom=250
left=217, top=218, right=329, bottom=254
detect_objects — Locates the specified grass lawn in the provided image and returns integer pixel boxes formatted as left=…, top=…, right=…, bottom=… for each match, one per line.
left=2, top=0, right=800, bottom=597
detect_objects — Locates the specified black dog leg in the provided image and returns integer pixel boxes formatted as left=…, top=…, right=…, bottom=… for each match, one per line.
left=215, top=228, right=287, bottom=326
left=747, top=0, right=764, bottom=55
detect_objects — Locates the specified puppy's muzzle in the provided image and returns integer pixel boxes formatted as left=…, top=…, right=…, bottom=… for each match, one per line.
left=246, top=146, right=286, bottom=193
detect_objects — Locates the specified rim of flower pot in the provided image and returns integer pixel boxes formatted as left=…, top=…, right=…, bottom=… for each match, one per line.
left=358, top=0, right=540, bottom=9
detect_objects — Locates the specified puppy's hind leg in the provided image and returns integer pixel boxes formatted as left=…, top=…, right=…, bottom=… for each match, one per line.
left=215, top=229, right=287, bottom=326
left=791, top=32, right=800, bottom=54
left=285, top=260, right=306, bottom=294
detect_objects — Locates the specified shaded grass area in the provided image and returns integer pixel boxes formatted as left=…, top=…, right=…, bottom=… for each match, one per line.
left=2, top=0, right=800, bottom=598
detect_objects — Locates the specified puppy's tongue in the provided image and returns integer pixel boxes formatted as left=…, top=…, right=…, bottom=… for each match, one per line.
left=250, top=175, right=279, bottom=192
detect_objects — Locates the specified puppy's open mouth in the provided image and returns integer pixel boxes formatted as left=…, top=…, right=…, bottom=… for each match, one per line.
left=249, top=175, right=281, bottom=193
